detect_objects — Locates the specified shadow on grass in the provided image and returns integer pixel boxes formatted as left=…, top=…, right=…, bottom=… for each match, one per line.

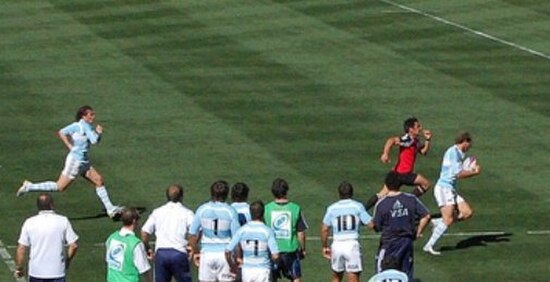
left=440, top=232, right=513, bottom=252
left=69, top=206, right=147, bottom=222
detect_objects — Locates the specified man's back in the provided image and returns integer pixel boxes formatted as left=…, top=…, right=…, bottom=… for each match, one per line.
left=142, top=202, right=194, bottom=253
left=373, top=193, right=428, bottom=242
left=323, top=199, right=371, bottom=240
left=264, top=201, right=303, bottom=252
left=18, top=211, right=78, bottom=278
left=230, top=221, right=279, bottom=269
left=190, top=201, right=239, bottom=252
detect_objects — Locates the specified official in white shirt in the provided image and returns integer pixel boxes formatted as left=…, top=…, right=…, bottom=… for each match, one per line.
left=15, top=193, right=79, bottom=281
left=141, top=184, right=195, bottom=282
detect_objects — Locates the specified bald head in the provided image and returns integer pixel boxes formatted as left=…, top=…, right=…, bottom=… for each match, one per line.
left=166, top=184, right=184, bottom=203
left=36, top=193, right=54, bottom=211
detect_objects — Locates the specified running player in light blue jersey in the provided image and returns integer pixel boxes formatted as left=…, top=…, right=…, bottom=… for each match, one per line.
left=321, top=182, right=372, bottom=282
left=423, top=131, right=481, bottom=255
left=189, top=180, right=240, bottom=282
left=16, top=105, right=123, bottom=219
left=226, top=201, right=279, bottom=282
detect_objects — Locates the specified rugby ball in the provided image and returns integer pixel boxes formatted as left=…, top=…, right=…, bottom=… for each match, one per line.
left=462, top=156, right=477, bottom=171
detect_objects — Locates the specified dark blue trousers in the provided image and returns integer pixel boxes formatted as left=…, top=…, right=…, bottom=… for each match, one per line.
left=375, top=237, right=414, bottom=280
left=155, top=248, right=192, bottom=282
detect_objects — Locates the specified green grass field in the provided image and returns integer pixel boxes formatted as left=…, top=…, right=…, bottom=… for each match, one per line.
left=1, top=0, right=549, bottom=281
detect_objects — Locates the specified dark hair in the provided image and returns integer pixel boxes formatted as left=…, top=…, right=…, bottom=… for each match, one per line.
left=121, top=207, right=140, bottom=226
left=385, top=171, right=402, bottom=191
left=381, top=256, right=402, bottom=271
left=271, top=178, right=289, bottom=199
left=455, top=131, right=473, bottom=144
left=166, top=184, right=183, bottom=203
left=36, top=193, right=54, bottom=211
left=211, top=180, right=229, bottom=201
left=338, top=181, right=353, bottom=199
left=231, top=182, right=249, bottom=202
left=403, top=117, right=419, bottom=133
left=249, top=200, right=264, bottom=220
left=75, top=105, right=93, bottom=121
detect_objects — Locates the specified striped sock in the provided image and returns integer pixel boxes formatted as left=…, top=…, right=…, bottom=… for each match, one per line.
left=426, top=221, right=448, bottom=248
left=95, top=186, right=115, bottom=212
left=27, top=181, right=58, bottom=192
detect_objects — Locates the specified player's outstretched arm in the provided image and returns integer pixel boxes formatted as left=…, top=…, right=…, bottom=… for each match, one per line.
left=380, top=137, right=400, bottom=163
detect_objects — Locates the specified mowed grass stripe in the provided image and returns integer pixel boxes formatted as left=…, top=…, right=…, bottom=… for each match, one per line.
left=278, top=0, right=550, bottom=116
left=50, top=0, right=402, bottom=190
left=48, top=0, right=550, bottom=202
left=2, top=1, right=549, bottom=281
left=0, top=1, right=333, bottom=202
left=269, top=0, right=550, bottom=190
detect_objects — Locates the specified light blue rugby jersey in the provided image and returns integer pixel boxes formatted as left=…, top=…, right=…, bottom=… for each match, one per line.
left=322, top=199, right=372, bottom=241
left=368, top=269, right=409, bottom=282
left=436, top=145, right=466, bottom=190
left=231, top=202, right=251, bottom=225
left=59, top=119, right=100, bottom=161
left=189, top=201, right=240, bottom=252
left=226, top=221, right=279, bottom=269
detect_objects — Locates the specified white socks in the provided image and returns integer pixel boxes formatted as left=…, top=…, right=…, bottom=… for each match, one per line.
left=425, top=220, right=448, bottom=248
left=95, top=186, right=115, bottom=212
left=27, top=181, right=58, bottom=192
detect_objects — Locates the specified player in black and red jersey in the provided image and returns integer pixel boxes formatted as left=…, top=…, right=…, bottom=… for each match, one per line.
left=365, top=117, right=432, bottom=210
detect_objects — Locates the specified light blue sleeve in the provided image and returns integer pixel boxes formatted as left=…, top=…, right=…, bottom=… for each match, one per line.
left=59, top=123, right=78, bottom=136
left=82, top=122, right=100, bottom=144
left=358, top=204, right=372, bottom=225
left=267, top=228, right=279, bottom=254
left=188, top=206, right=203, bottom=235
left=322, top=206, right=332, bottom=226
left=225, top=229, right=241, bottom=252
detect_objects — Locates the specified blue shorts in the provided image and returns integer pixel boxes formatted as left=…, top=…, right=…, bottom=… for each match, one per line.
left=155, top=248, right=191, bottom=282
left=272, top=250, right=302, bottom=281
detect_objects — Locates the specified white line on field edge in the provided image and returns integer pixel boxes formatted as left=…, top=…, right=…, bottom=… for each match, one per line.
left=0, top=240, right=26, bottom=282
left=379, top=0, right=550, bottom=60
left=527, top=230, right=550, bottom=235
left=2, top=230, right=546, bottom=250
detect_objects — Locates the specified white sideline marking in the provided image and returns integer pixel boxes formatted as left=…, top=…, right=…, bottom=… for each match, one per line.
left=527, top=230, right=550, bottom=235
left=380, top=0, right=550, bottom=60
left=3, top=230, right=546, bottom=249
left=307, top=231, right=507, bottom=241
left=0, top=240, right=26, bottom=282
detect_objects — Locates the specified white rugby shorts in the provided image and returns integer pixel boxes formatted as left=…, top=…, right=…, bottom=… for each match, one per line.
left=199, top=251, right=234, bottom=282
left=434, top=184, right=464, bottom=207
left=61, top=154, right=91, bottom=179
left=242, top=267, right=271, bottom=282
left=331, top=240, right=363, bottom=273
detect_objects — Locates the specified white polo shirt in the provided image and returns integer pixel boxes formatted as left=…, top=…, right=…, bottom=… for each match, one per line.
left=141, top=201, right=194, bottom=253
left=18, top=210, right=78, bottom=278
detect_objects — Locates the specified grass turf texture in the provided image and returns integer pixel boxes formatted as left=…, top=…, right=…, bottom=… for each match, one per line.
left=1, top=0, right=549, bottom=281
